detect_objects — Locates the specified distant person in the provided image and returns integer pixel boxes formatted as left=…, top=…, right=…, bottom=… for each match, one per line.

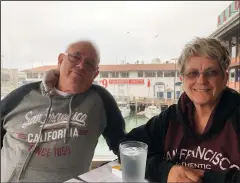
left=1, top=40, right=126, bottom=182
left=124, top=37, right=240, bottom=182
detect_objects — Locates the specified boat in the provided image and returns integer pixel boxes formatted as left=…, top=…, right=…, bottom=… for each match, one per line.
left=144, top=105, right=161, bottom=119
left=117, top=101, right=130, bottom=118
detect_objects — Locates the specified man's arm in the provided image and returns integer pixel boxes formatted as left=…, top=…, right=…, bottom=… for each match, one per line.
left=1, top=82, right=40, bottom=148
left=123, top=106, right=174, bottom=182
left=93, top=85, right=126, bottom=155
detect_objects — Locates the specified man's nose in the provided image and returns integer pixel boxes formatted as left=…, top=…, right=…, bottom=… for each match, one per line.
left=76, top=60, right=85, bottom=69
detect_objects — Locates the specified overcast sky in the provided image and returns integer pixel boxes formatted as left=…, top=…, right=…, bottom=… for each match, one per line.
left=1, top=1, right=231, bottom=70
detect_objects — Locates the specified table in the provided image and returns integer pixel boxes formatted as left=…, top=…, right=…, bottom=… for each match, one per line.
left=64, top=160, right=149, bottom=182
left=64, top=161, right=122, bottom=182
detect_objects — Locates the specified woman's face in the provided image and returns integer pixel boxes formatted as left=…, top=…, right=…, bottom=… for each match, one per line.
left=182, top=56, right=228, bottom=107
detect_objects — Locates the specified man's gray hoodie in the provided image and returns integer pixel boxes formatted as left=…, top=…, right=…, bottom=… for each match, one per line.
left=1, top=70, right=126, bottom=182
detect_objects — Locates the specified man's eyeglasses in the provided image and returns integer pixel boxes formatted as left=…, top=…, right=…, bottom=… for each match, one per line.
left=181, top=69, right=221, bottom=80
left=64, top=53, right=97, bottom=72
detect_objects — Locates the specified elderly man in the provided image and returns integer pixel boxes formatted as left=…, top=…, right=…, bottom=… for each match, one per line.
left=1, top=40, right=126, bottom=182
left=124, top=37, right=240, bottom=183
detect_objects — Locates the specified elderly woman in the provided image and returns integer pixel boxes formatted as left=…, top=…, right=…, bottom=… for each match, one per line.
left=125, top=37, right=240, bottom=183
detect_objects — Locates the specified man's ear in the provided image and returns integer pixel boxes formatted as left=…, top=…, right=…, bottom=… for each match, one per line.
left=58, top=53, right=64, bottom=69
left=94, top=69, right=99, bottom=79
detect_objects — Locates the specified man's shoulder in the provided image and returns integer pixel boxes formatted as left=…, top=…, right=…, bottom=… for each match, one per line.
left=90, top=84, right=114, bottom=98
left=90, top=84, right=119, bottom=112
left=10, top=81, right=41, bottom=94
left=1, top=81, right=42, bottom=116
left=1, top=81, right=41, bottom=104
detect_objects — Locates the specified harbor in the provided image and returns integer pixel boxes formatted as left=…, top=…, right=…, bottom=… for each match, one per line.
left=94, top=112, right=150, bottom=160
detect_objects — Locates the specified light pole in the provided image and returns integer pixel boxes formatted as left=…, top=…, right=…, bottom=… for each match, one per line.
left=1, top=55, right=4, bottom=68
left=124, top=31, right=131, bottom=64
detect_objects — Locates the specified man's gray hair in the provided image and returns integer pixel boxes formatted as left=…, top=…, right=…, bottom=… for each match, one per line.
left=66, top=40, right=100, bottom=65
left=178, top=37, right=231, bottom=74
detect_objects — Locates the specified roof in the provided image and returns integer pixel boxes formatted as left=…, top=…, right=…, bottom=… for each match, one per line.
left=22, top=65, right=57, bottom=72
left=22, top=63, right=180, bottom=72
left=209, top=12, right=240, bottom=38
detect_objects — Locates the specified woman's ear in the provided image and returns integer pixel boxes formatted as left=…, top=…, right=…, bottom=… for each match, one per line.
left=224, top=72, right=229, bottom=85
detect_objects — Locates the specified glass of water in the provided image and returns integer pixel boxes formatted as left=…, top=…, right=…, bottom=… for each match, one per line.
left=119, top=141, right=148, bottom=182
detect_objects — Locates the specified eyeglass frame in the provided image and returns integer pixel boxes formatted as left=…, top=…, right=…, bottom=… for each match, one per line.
left=180, top=68, right=223, bottom=81
left=63, top=52, right=98, bottom=72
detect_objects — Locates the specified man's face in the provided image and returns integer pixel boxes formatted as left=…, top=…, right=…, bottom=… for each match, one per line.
left=182, top=56, right=228, bottom=107
left=58, top=42, right=99, bottom=91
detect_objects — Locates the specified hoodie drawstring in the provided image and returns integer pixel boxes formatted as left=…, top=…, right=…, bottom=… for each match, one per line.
left=17, top=96, right=53, bottom=182
left=64, top=95, right=74, bottom=144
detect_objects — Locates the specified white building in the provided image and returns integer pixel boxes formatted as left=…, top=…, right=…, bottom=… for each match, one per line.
left=1, top=68, right=29, bottom=98
left=1, top=68, right=18, bottom=97
left=21, top=63, right=183, bottom=100
left=95, top=63, right=182, bottom=100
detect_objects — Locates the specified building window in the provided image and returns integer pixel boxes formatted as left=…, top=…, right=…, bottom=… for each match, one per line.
left=177, top=71, right=180, bottom=77
left=157, top=92, right=164, bottom=99
left=118, top=85, right=125, bottom=95
left=120, top=72, right=129, bottom=78
left=167, top=92, right=171, bottom=99
left=32, top=73, right=38, bottom=79
left=229, top=69, right=236, bottom=82
left=145, top=71, right=156, bottom=77
left=27, top=72, right=38, bottom=79
left=138, top=71, right=143, bottom=77
left=175, top=82, right=182, bottom=86
left=100, top=72, right=109, bottom=78
left=157, top=71, right=163, bottom=77
left=237, top=68, right=240, bottom=82
left=109, top=72, right=119, bottom=78
left=40, top=73, right=44, bottom=78
left=27, top=73, right=32, bottom=79
left=176, top=91, right=181, bottom=99
left=164, top=71, right=175, bottom=77
left=1, top=73, right=10, bottom=84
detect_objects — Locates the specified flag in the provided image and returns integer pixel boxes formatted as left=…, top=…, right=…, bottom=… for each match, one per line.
left=147, top=79, right=150, bottom=88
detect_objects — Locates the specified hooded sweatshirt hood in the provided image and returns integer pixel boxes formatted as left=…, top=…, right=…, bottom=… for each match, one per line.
left=177, top=87, right=240, bottom=139
left=164, top=87, right=240, bottom=170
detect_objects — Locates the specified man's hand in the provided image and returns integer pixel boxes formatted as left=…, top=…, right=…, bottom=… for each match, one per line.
left=167, top=165, right=204, bottom=183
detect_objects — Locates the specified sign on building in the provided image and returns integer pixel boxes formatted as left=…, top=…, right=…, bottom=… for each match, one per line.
left=218, top=1, right=240, bottom=27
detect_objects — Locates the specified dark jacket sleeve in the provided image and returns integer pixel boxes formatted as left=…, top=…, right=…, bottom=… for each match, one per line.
left=124, top=106, right=174, bottom=183
left=1, top=82, right=40, bottom=148
left=203, top=169, right=240, bottom=183
left=203, top=101, right=240, bottom=183
left=93, top=85, right=126, bottom=155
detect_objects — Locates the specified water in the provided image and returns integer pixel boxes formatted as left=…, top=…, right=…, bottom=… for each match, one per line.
left=94, top=113, right=149, bottom=159
left=120, top=143, right=148, bottom=182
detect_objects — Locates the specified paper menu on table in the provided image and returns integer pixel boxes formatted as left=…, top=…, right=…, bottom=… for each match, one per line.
left=64, top=178, right=84, bottom=182
left=111, top=165, right=122, bottom=178
left=78, top=165, right=110, bottom=182
left=78, top=161, right=120, bottom=182
left=100, top=174, right=122, bottom=182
